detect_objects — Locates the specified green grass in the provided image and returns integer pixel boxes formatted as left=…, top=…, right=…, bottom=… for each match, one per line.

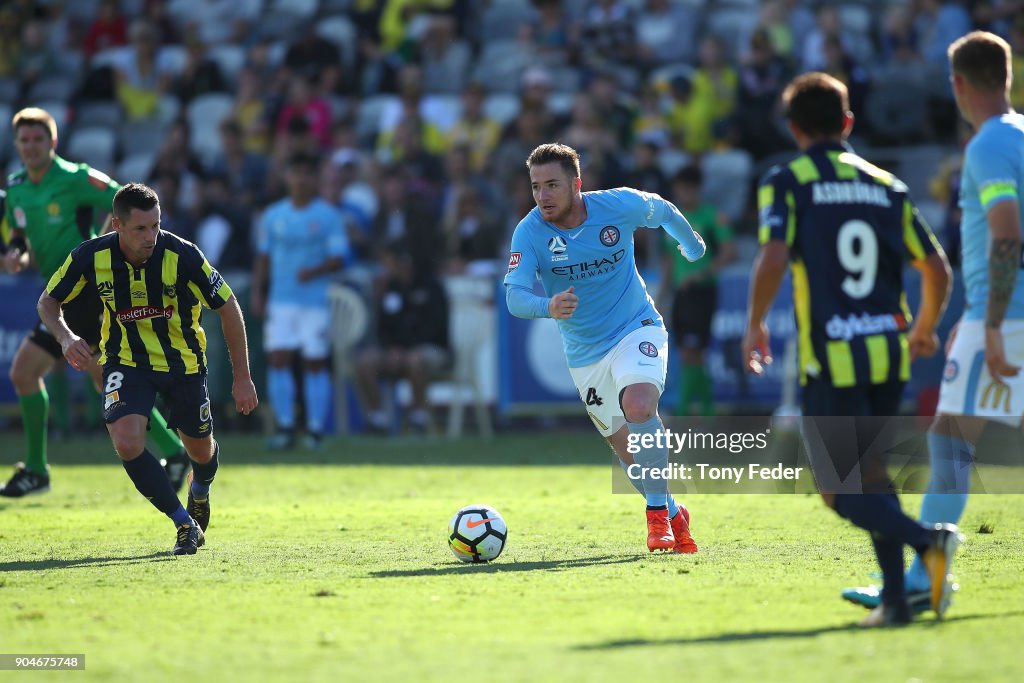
left=1, top=432, right=1022, bottom=682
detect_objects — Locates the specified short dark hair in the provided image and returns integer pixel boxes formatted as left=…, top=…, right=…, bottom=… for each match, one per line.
left=782, top=72, right=849, bottom=138
left=526, top=143, right=580, bottom=179
left=12, top=107, right=57, bottom=140
left=113, top=182, right=160, bottom=221
left=948, top=30, right=1011, bottom=92
left=673, top=164, right=703, bottom=187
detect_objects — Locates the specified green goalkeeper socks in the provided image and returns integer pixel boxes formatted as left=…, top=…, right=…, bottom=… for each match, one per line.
left=19, top=389, right=49, bottom=474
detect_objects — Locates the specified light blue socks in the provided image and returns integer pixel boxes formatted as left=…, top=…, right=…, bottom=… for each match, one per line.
left=906, top=432, right=974, bottom=591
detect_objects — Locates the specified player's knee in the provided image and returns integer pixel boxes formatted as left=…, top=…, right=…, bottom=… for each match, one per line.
left=109, top=432, right=146, bottom=460
left=8, top=359, right=40, bottom=394
left=621, top=398, right=655, bottom=424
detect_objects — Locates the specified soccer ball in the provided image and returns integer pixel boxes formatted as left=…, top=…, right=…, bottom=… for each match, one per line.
left=448, top=504, right=507, bottom=563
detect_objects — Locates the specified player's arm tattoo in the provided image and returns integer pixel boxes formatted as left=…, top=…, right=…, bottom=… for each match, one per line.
left=985, top=237, right=1021, bottom=329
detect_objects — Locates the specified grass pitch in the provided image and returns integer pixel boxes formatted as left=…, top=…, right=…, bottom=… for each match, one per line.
left=1, top=432, right=1022, bottom=682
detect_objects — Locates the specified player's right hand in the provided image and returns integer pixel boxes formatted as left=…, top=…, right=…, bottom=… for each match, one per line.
left=984, top=326, right=1021, bottom=384
left=741, top=322, right=772, bottom=375
left=2, top=249, right=25, bottom=274
left=907, top=324, right=940, bottom=360
left=548, top=286, right=578, bottom=319
left=60, top=333, right=92, bottom=371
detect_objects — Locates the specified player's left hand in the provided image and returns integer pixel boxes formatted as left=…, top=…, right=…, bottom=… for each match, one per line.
left=232, top=377, right=259, bottom=415
left=984, top=326, right=1021, bottom=384
left=907, top=324, right=940, bottom=360
left=296, top=267, right=316, bottom=283
left=60, top=334, right=93, bottom=371
left=741, top=322, right=772, bottom=375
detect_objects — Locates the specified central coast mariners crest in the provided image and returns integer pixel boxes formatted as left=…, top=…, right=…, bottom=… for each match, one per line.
left=547, top=235, right=568, bottom=261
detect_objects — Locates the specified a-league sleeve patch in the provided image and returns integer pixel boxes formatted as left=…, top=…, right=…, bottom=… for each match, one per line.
left=508, top=252, right=521, bottom=272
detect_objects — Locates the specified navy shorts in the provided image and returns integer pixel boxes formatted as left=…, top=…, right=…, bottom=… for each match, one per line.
left=30, top=293, right=103, bottom=359
left=102, top=365, right=213, bottom=438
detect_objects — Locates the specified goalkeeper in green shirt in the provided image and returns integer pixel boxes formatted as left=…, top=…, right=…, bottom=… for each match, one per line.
left=0, top=107, right=189, bottom=497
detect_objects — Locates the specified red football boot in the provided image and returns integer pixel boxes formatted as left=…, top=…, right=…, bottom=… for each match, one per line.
left=670, top=506, right=698, bottom=554
left=646, top=508, right=675, bottom=552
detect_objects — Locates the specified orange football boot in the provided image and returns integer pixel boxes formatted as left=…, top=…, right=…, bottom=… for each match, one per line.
left=670, top=506, right=698, bottom=554
left=646, top=508, right=675, bottom=551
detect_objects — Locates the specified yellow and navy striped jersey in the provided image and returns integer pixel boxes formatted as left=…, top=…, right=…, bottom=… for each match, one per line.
left=758, top=141, right=941, bottom=388
left=46, top=230, right=233, bottom=374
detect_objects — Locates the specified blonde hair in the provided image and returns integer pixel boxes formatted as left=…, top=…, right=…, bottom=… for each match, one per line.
left=12, top=107, right=58, bottom=141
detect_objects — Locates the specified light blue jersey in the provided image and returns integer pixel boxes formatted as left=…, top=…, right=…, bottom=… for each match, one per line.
left=504, top=187, right=703, bottom=367
left=959, top=112, right=1024, bottom=321
left=258, top=197, right=350, bottom=307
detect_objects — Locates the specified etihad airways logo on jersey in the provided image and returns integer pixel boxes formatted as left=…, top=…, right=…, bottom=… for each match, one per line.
left=812, top=181, right=891, bottom=207
left=550, top=249, right=626, bottom=280
left=825, top=312, right=906, bottom=341
left=115, top=305, right=174, bottom=323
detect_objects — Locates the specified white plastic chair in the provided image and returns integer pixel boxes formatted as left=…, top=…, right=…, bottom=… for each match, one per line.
left=443, top=275, right=495, bottom=439
left=328, top=283, right=370, bottom=435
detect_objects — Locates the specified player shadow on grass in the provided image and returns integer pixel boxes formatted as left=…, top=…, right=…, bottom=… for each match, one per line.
left=0, top=552, right=174, bottom=573
left=368, top=554, right=647, bottom=578
left=574, top=611, right=1024, bottom=648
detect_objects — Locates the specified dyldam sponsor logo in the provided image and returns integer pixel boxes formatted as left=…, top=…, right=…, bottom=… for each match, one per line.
left=115, top=305, right=174, bottom=323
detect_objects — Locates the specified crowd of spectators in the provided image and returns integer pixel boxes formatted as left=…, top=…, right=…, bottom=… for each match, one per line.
left=2, top=0, right=1022, bottom=282
left=2, top=0, right=1023, bottom=430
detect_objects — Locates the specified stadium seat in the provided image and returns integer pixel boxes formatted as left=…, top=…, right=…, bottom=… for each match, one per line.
left=702, top=149, right=753, bottom=223
left=657, top=148, right=693, bottom=178
left=421, top=94, right=462, bottom=133
left=155, top=94, right=182, bottom=126
left=74, top=101, right=122, bottom=128
left=209, top=45, right=246, bottom=89
left=0, top=78, right=18, bottom=103
left=355, top=94, right=400, bottom=140
left=186, top=93, right=234, bottom=133
left=118, top=120, right=166, bottom=158
left=442, top=275, right=495, bottom=439
left=471, top=40, right=531, bottom=94
left=328, top=283, right=371, bottom=435
left=267, top=0, right=318, bottom=18
left=316, top=15, right=357, bottom=70
left=67, top=127, right=117, bottom=170
left=478, top=0, right=531, bottom=43
left=865, top=80, right=929, bottom=144
left=483, top=93, right=521, bottom=127
left=27, top=75, right=78, bottom=103
left=0, top=103, right=11, bottom=155
left=90, top=46, right=130, bottom=71
left=705, top=6, right=759, bottom=57
left=117, top=152, right=156, bottom=184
